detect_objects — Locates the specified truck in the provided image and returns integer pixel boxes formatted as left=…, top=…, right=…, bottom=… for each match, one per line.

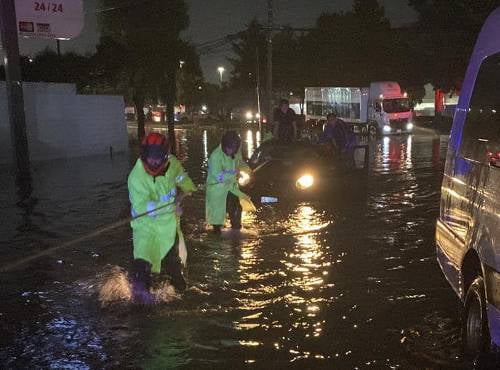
left=304, top=81, right=413, bottom=135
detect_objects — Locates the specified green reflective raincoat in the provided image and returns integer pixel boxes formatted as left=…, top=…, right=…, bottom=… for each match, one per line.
left=206, top=145, right=251, bottom=226
left=128, top=156, right=196, bottom=273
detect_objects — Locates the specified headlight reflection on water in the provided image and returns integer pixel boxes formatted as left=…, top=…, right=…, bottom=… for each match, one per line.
left=234, top=203, right=332, bottom=361
left=246, top=130, right=254, bottom=158
left=286, top=204, right=330, bottom=356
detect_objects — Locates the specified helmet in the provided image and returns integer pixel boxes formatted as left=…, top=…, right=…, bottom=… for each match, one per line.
left=141, top=132, right=170, bottom=176
left=221, top=131, right=241, bottom=157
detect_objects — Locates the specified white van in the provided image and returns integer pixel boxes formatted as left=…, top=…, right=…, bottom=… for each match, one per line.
left=436, top=7, right=500, bottom=362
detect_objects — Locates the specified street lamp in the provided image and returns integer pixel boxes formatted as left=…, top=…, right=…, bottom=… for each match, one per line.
left=217, top=66, right=225, bottom=85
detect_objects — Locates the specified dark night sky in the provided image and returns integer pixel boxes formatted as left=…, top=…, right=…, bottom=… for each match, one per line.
left=15, top=0, right=417, bottom=83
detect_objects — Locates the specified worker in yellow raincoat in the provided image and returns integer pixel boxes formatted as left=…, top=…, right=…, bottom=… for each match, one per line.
left=128, top=132, right=196, bottom=302
left=206, top=131, right=254, bottom=234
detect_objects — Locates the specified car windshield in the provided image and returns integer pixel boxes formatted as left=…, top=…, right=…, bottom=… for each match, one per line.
left=382, top=98, right=411, bottom=113
left=251, top=143, right=322, bottom=165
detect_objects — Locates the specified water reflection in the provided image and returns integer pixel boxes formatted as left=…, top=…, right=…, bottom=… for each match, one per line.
left=405, top=135, right=413, bottom=167
left=202, top=130, right=208, bottom=166
left=0, top=130, right=463, bottom=368
left=246, top=130, right=254, bottom=159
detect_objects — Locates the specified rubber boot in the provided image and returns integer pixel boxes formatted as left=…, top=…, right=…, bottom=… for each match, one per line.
left=130, top=259, right=155, bottom=305
left=227, top=192, right=242, bottom=230
left=163, top=246, right=187, bottom=292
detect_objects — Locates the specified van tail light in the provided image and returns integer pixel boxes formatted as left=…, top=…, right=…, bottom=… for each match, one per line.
left=486, top=150, right=500, bottom=166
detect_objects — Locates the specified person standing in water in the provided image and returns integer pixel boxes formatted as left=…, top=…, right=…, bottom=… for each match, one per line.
left=321, top=112, right=356, bottom=169
left=206, top=131, right=253, bottom=234
left=273, top=99, right=297, bottom=142
left=128, top=132, right=196, bottom=303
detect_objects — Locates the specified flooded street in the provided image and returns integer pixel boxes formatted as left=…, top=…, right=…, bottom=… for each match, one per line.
left=0, top=129, right=465, bottom=368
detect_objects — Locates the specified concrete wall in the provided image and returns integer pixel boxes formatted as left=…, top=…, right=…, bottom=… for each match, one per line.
left=0, top=82, right=128, bottom=163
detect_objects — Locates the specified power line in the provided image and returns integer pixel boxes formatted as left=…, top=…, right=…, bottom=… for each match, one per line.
left=94, top=0, right=177, bottom=14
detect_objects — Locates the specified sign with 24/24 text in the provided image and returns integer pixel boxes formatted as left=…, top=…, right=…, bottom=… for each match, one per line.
left=15, top=0, right=83, bottom=40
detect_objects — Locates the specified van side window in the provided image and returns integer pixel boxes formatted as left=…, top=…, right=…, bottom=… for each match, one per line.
left=461, top=52, right=500, bottom=162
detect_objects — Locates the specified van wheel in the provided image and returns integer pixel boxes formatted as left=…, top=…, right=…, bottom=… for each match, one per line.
left=462, top=277, right=490, bottom=359
left=368, top=125, right=378, bottom=137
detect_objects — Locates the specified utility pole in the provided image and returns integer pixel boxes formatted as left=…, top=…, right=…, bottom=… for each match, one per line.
left=266, top=0, right=273, bottom=131
left=256, top=46, right=262, bottom=134
left=0, top=0, right=31, bottom=186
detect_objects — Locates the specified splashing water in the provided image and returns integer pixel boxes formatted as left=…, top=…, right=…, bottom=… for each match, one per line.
left=97, top=266, right=179, bottom=307
left=98, top=266, right=132, bottom=307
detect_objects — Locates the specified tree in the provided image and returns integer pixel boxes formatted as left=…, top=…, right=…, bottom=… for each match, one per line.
left=18, top=49, right=93, bottom=91
left=176, top=41, right=203, bottom=117
left=409, top=0, right=500, bottom=91
left=228, top=20, right=265, bottom=92
left=225, top=1, right=429, bottom=109
left=227, top=20, right=303, bottom=111
left=98, top=0, right=190, bottom=141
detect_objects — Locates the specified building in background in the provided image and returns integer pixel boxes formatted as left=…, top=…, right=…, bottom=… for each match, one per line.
left=413, top=83, right=459, bottom=118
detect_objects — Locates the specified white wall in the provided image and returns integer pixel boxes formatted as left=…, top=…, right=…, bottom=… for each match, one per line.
left=0, top=82, right=128, bottom=163
left=413, top=83, right=460, bottom=117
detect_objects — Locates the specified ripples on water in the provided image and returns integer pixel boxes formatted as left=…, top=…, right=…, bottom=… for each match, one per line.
left=0, top=130, right=467, bottom=368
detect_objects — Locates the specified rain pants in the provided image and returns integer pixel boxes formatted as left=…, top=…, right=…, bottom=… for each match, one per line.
left=128, top=156, right=196, bottom=273
left=206, top=145, right=252, bottom=226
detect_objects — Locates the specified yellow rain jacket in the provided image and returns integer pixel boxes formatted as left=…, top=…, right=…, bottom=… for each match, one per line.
left=128, top=156, right=196, bottom=273
left=206, top=145, right=253, bottom=226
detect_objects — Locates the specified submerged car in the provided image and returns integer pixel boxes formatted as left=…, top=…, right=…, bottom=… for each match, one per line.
left=239, top=140, right=368, bottom=203
left=435, top=7, right=500, bottom=363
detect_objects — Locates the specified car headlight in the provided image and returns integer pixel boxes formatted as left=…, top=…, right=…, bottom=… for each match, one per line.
left=296, top=174, right=314, bottom=190
left=245, top=111, right=253, bottom=120
left=238, top=171, right=251, bottom=186
left=406, top=122, right=414, bottom=130
left=383, top=125, right=391, bottom=133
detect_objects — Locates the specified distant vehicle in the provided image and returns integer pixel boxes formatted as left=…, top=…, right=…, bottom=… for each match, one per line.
left=125, top=106, right=136, bottom=121
left=230, top=108, right=261, bottom=125
left=244, top=110, right=260, bottom=124
left=304, top=81, right=413, bottom=136
left=151, top=106, right=181, bottom=123
left=149, top=106, right=164, bottom=123
left=239, top=140, right=368, bottom=202
left=436, top=7, right=500, bottom=361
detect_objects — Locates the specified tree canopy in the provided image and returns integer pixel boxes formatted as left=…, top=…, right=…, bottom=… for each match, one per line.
left=97, top=0, right=191, bottom=138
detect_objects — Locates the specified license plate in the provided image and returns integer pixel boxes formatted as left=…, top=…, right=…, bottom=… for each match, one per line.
left=261, top=196, right=278, bottom=203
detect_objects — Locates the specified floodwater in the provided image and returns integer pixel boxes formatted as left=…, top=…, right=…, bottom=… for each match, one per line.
left=0, top=128, right=467, bottom=368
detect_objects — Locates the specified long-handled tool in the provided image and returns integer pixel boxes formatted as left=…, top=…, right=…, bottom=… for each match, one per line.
left=0, top=201, right=181, bottom=273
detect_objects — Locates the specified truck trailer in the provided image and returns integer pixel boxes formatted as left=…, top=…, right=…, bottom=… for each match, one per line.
left=304, top=81, right=413, bottom=135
